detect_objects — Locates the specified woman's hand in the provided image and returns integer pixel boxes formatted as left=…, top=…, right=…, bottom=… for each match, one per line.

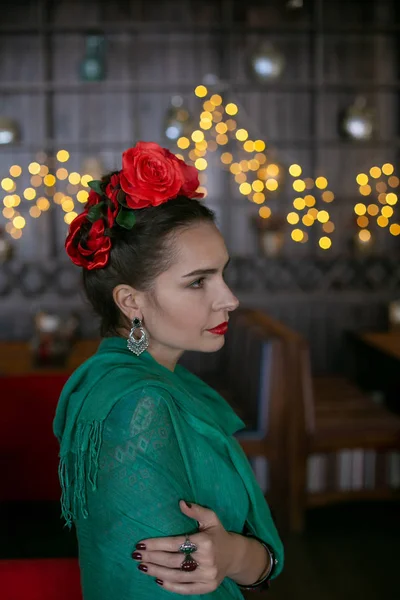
left=132, top=500, right=239, bottom=595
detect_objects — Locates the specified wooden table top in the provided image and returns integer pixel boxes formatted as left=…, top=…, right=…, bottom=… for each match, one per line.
left=360, top=330, right=400, bottom=362
left=0, top=340, right=100, bottom=375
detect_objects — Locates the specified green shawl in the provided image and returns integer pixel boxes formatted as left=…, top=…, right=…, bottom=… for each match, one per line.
left=53, top=337, right=283, bottom=597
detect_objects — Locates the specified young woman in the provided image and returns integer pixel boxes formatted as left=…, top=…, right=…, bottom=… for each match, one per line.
left=54, top=142, right=283, bottom=599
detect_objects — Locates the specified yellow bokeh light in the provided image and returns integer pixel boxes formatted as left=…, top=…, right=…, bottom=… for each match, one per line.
left=376, top=182, right=387, bottom=193
left=388, top=176, right=399, bottom=188
left=3, top=196, right=14, bottom=208
left=30, top=175, right=42, bottom=187
left=377, top=216, right=389, bottom=228
left=317, top=210, right=329, bottom=223
left=359, top=185, right=372, bottom=196
left=9, top=165, right=22, bottom=177
left=195, top=158, right=207, bottom=170
left=253, top=192, right=265, bottom=204
left=225, top=103, right=238, bottom=116
left=196, top=140, right=208, bottom=151
left=289, top=164, right=302, bottom=177
left=266, top=164, right=279, bottom=177
left=68, top=172, right=80, bottom=185
left=322, top=191, right=335, bottom=203
left=381, top=205, right=393, bottom=218
left=243, top=140, right=255, bottom=152
left=293, top=197, right=306, bottom=210
left=319, top=237, right=332, bottom=249
left=29, top=206, right=41, bottom=218
left=354, top=203, right=367, bottom=215
left=225, top=119, right=237, bottom=131
left=287, top=212, right=300, bottom=225
left=13, top=216, right=26, bottom=229
left=308, top=208, right=319, bottom=219
left=291, top=229, right=304, bottom=242
left=293, top=179, right=306, bottom=192
left=378, top=193, right=387, bottom=204
left=191, top=130, right=204, bottom=143
left=23, top=187, right=36, bottom=200
left=382, top=163, right=394, bottom=176
left=37, top=197, right=50, bottom=211
left=53, top=192, right=64, bottom=205
left=230, top=163, right=241, bottom=175
left=356, top=173, right=368, bottom=186
left=210, top=94, right=222, bottom=106
left=302, top=215, right=314, bottom=227
left=216, top=133, right=228, bottom=145
left=252, top=180, right=264, bottom=192
left=248, top=159, right=259, bottom=171
left=255, top=153, right=267, bottom=165
left=369, top=166, right=381, bottom=179
left=2, top=207, right=14, bottom=219
left=357, top=216, right=369, bottom=228
left=304, top=178, right=314, bottom=189
left=254, top=140, right=266, bottom=152
left=10, top=229, right=22, bottom=240
left=61, top=197, right=74, bottom=212
left=386, top=192, right=398, bottom=205
left=215, top=122, right=228, bottom=135
left=1, top=178, right=14, bottom=191
left=259, top=206, right=271, bottom=219
left=265, top=179, right=278, bottom=191
left=64, top=212, right=78, bottom=225
left=389, top=223, right=400, bottom=236
left=195, top=85, right=208, bottom=97
left=367, top=204, right=379, bottom=216
left=177, top=137, right=190, bottom=150
left=212, top=111, right=223, bottom=123
left=12, top=194, right=21, bottom=207
left=236, top=129, right=248, bottom=142
left=39, top=164, right=49, bottom=177
left=81, top=174, right=93, bottom=187
left=235, top=173, right=247, bottom=184
left=44, top=174, right=56, bottom=187
left=221, top=152, right=233, bottom=165
left=56, top=150, right=70, bottom=163
left=200, top=120, right=213, bottom=130
left=239, top=182, right=252, bottom=195
left=175, top=153, right=185, bottom=161
left=315, top=177, right=328, bottom=189
left=323, top=221, right=335, bottom=234
left=28, top=162, right=41, bottom=175
left=200, top=111, right=212, bottom=121
left=239, top=160, right=249, bottom=172
left=304, top=194, right=316, bottom=207
left=203, top=100, right=215, bottom=112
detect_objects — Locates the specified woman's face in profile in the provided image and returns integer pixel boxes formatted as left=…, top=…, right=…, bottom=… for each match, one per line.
left=143, top=221, right=239, bottom=359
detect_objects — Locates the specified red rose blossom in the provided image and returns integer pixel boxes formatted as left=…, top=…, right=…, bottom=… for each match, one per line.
left=105, top=173, right=121, bottom=227
left=120, top=141, right=203, bottom=209
left=65, top=212, right=111, bottom=270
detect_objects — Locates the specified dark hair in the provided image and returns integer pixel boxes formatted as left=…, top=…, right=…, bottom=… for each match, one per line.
left=82, top=174, right=215, bottom=337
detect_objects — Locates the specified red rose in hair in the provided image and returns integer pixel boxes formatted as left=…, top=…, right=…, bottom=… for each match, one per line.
left=120, top=141, right=203, bottom=209
left=65, top=212, right=111, bottom=270
left=105, top=173, right=121, bottom=227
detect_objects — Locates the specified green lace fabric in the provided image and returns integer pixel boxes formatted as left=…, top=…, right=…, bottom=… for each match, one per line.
left=53, top=337, right=284, bottom=599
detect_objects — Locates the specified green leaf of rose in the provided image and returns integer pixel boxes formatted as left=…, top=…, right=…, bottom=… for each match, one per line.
left=116, top=207, right=136, bottom=229
left=117, top=189, right=128, bottom=206
left=87, top=203, right=104, bottom=223
left=88, top=179, right=104, bottom=196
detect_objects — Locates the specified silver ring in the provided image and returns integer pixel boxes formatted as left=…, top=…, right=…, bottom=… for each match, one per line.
left=179, top=534, right=197, bottom=554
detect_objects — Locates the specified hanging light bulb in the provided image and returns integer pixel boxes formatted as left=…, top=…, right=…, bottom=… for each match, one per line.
left=249, top=42, right=285, bottom=82
left=164, top=96, right=192, bottom=141
left=340, top=96, right=374, bottom=141
left=0, top=117, right=19, bottom=145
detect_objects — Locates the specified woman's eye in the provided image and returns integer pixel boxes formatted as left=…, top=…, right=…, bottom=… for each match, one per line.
left=190, top=277, right=205, bottom=289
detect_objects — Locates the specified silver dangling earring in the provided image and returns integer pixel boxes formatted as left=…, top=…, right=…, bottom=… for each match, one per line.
left=127, top=317, right=149, bottom=356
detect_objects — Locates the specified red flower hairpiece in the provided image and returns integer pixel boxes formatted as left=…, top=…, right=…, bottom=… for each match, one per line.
left=65, top=142, right=203, bottom=270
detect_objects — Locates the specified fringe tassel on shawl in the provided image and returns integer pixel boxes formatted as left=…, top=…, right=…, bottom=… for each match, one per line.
left=58, top=420, right=104, bottom=528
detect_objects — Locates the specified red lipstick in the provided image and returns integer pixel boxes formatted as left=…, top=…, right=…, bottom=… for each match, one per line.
left=207, top=321, right=228, bottom=335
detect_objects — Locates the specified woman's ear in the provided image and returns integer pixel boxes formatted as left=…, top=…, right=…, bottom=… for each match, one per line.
left=112, top=284, right=143, bottom=322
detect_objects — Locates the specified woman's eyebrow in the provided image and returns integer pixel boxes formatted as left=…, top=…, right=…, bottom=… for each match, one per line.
left=182, top=257, right=230, bottom=278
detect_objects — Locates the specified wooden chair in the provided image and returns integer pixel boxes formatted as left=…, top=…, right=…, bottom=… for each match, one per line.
left=288, top=337, right=400, bottom=533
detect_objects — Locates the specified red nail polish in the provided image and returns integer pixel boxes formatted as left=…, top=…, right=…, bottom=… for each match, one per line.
left=132, top=552, right=142, bottom=560
left=138, top=564, right=148, bottom=572
left=136, top=543, right=146, bottom=550
left=156, top=579, right=163, bottom=585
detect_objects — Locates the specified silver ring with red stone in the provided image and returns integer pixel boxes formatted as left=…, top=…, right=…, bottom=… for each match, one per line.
left=179, top=535, right=198, bottom=571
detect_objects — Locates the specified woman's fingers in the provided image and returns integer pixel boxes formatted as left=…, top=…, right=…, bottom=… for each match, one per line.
left=137, top=562, right=203, bottom=584
left=157, top=581, right=218, bottom=596
left=137, top=535, right=188, bottom=553
left=134, top=550, right=185, bottom=569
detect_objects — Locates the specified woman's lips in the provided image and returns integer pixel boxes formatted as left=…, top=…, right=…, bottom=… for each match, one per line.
left=206, top=322, right=228, bottom=335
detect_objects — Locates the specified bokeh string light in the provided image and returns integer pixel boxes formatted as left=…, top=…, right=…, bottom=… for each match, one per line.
left=1, top=150, right=93, bottom=238
left=354, top=163, right=400, bottom=245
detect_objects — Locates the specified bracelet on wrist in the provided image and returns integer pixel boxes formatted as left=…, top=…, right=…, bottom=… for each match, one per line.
left=237, top=534, right=278, bottom=591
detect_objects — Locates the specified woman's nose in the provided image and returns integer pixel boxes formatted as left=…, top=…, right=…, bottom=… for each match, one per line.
left=213, top=283, right=239, bottom=312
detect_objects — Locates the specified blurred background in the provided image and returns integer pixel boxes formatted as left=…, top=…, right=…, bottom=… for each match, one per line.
left=0, top=1, right=399, bottom=599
